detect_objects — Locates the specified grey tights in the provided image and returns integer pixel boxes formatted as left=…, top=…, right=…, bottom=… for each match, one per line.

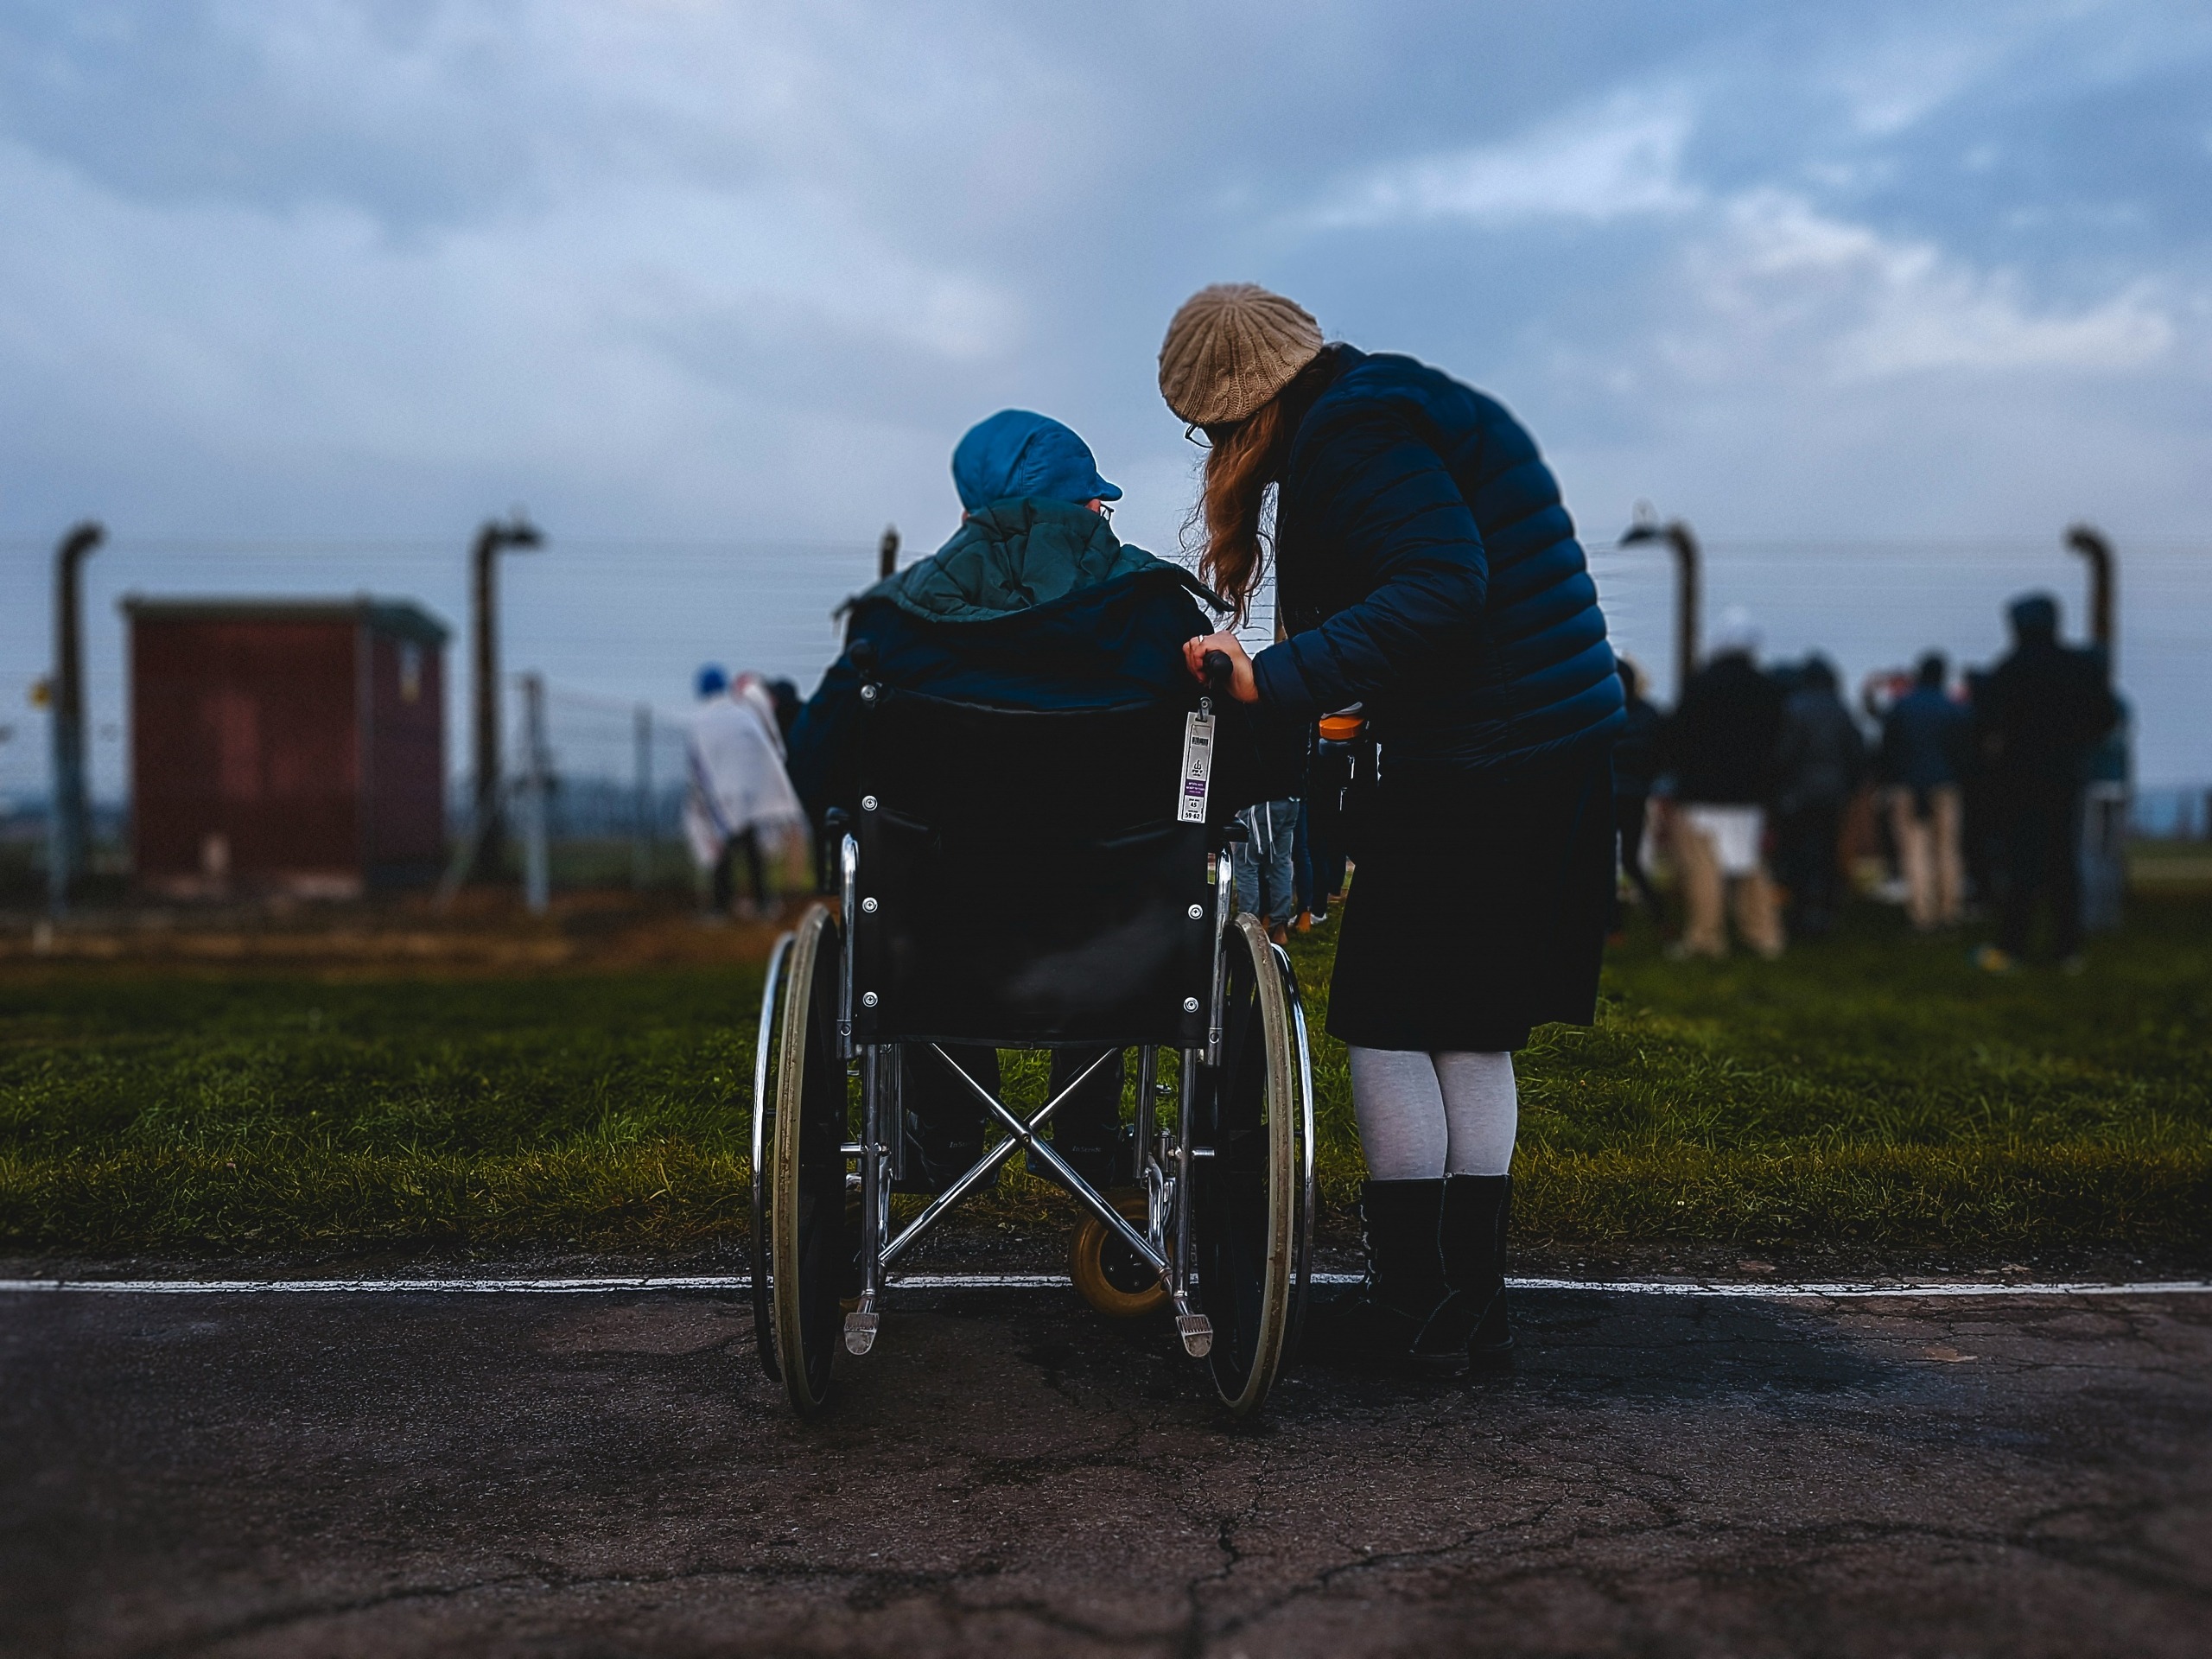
left=1347, top=1047, right=1517, bottom=1179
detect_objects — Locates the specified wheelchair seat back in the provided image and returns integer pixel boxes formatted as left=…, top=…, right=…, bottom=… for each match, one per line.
left=849, top=686, right=1217, bottom=1048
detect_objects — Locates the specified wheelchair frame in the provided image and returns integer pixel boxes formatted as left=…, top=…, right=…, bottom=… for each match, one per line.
left=749, top=719, right=1318, bottom=1418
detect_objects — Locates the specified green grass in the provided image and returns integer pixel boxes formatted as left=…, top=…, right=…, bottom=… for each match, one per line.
left=3, top=896, right=2208, bottom=1259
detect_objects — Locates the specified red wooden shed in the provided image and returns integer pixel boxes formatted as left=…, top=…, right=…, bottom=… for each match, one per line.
left=122, top=597, right=451, bottom=898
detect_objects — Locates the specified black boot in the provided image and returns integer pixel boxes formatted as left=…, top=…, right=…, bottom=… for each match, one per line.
left=1414, top=1174, right=1513, bottom=1362
left=894, top=1046, right=993, bottom=1196
left=1316, top=1179, right=1448, bottom=1363
left=1027, top=1048, right=1128, bottom=1190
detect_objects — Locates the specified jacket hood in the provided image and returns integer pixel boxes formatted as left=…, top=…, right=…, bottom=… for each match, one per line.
left=863, top=496, right=1202, bottom=623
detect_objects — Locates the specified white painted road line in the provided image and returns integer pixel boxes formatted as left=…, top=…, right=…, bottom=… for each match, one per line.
left=1509, top=1277, right=2212, bottom=1300
left=0, top=1274, right=2206, bottom=1299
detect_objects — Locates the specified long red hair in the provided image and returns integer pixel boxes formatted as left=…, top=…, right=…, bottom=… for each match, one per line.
left=1183, top=349, right=1337, bottom=621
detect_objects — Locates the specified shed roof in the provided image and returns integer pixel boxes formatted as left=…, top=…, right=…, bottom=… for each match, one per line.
left=119, top=594, right=451, bottom=646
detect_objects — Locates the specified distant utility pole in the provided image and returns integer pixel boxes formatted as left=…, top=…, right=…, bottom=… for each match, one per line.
left=879, top=524, right=899, bottom=581
left=48, top=520, right=105, bottom=915
left=631, top=702, right=653, bottom=893
left=1619, top=503, right=1701, bottom=701
left=518, top=671, right=550, bottom=916
left=2067, top=524, right=2126, bottom=934
left=2066, top=524, right=2116, bottom=672
left=467, top=513, right=543, bottom=882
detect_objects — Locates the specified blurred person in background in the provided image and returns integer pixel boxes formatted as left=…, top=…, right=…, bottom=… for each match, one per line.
left=1974, top=594, right=2120, bottom=972
left=1666, top=609, right=1786, bottom=959
left=1771, top=655, right=1865, bottom=939
left=1161, top=283, right=1623, bottom=1368
left=1236, top=798, right=1299, bottom=945
left=1859, top=667, right=1915, bottom=905
left=1878, top=652, right=1971, bottom=931
left=764, top=677, right=803, bottom=745
left=731, top=671, right=785, bottom=754
left=1291, top=798, right=1329, bottom=932
left=685, top=664, right=805, bottom=920
left=1959, top=665, right=2002, bottom=911
left=1610, top=657, right=1665, bottom=933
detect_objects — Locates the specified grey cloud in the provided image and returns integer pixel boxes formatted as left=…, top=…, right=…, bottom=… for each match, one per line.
left=3, top=0, right=2211, bottom=784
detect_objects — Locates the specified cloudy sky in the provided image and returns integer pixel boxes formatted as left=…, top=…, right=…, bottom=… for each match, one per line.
left=3, top=0, right=2209, bottom=796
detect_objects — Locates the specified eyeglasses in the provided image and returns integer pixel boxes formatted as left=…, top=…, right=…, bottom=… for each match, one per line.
left=1096, top=502, right=1115, bottom=524
left=1184, top=423, right=1209, bottom=448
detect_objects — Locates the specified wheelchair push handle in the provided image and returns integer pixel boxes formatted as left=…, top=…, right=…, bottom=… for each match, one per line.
left=1201, top=650, right=1236, bottom=701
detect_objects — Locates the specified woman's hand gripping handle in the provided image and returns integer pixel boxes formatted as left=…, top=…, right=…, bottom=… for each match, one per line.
left=1182, top=632, right=1259, bottom=704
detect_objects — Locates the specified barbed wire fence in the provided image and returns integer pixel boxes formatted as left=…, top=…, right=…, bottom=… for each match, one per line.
left=460, top=678, right=700, bottom=906
left=1173, top=531, right=2212, bottom=841
left=3, top=531, right=2209, bottom=904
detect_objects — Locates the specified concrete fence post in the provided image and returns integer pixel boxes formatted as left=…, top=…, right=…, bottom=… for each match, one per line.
left=632, top=702, right=652, bottom=892
left=520, top=672, right=550, bottom=916
left=48, top=521, right=104, bottom=916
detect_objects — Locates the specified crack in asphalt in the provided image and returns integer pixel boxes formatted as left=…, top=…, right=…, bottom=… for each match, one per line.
left=1182, top=1501, right=2212, bottom=1649
left=124, top=1553, right=1028, bottom=1659
left=1173, top=1502, right=1250, bottom=1658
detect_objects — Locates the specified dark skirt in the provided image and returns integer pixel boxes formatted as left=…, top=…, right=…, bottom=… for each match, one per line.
left=1326, top=744, right=1614, bottom=1052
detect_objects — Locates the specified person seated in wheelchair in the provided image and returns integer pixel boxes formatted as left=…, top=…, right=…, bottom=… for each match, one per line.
left=786, top=409, right=1253, bottom=1196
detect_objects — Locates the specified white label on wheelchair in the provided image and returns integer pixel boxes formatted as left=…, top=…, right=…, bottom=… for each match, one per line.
left=1177, top=712, right=1216, bottom=823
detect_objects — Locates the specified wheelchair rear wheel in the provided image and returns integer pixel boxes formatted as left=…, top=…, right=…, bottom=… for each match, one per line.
left=749, top=930, right=795, bottom=1383
left=1191, top=913, right=1315, bottom=1416
left=761, top=902, right=855, bottom=1417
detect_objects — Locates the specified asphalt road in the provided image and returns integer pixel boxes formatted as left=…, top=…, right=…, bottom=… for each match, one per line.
left=5, top=1282, right=2208, bottom=1657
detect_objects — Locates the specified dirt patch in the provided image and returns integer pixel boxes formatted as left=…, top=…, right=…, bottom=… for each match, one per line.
left=0, top=892, right=792, bottom=975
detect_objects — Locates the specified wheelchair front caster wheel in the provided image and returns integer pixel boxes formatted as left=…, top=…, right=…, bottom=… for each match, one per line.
left=1069, top=1197, right=1168, bottom=1319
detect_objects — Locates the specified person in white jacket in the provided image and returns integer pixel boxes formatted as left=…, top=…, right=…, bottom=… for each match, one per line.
left=685, top=665, right=804, bottom=917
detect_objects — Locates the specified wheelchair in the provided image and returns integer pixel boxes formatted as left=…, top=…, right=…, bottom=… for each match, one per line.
left=749, top=659, right=1317, bottom=1418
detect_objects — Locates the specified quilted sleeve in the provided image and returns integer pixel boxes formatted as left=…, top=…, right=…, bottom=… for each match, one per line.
left=1249, top=406, right=1487, bottom=721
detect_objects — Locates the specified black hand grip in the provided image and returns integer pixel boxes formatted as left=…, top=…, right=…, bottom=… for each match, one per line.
left=1201, top=650, right=1234, bottom=698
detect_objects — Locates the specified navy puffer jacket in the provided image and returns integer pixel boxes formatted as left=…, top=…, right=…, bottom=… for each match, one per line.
left=1256, top=348, right=1623, bottom=778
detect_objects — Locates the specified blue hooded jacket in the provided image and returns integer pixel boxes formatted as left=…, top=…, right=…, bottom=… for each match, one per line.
left=1257, top=347, right=1623, bottom=779
left=785, top=497, right=1242, bottom=822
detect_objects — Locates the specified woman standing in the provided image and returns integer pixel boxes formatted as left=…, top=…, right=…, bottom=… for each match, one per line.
left=1160, top=284, right=1623, bottom=1363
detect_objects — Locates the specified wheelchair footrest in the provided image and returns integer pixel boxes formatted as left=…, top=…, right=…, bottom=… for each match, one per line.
left=843, top=1310, right=880, bottom=1356
left=1177, top=1313, right=1213, bottom=1358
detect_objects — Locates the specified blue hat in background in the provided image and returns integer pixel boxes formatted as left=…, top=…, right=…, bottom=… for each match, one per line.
left=696, top=664, right=728, bottom=698
left=951, top=410, right=1121, bottom=512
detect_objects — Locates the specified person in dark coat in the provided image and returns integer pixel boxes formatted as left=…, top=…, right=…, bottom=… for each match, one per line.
left=1159, top=283, right=1624, bottom=1365
left=1958, top=665, right=2003, bottom=911
left=1610, top=658, right=1666, bottom=931
left=787, top=409, right=1236, bottom=1192
left=1878, top=652, right=1972, bottom=930
left=1771, top=654, right=1865, bottom=939
left=1973, top=594, right=2120, bottom=969
left=764, top=677, right=803, bottom=744
left=1666, top=613, right=1787, bottom=957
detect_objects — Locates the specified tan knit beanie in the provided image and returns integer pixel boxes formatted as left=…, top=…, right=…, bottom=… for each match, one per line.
left=1157, top=283, right=1325, bottom=427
